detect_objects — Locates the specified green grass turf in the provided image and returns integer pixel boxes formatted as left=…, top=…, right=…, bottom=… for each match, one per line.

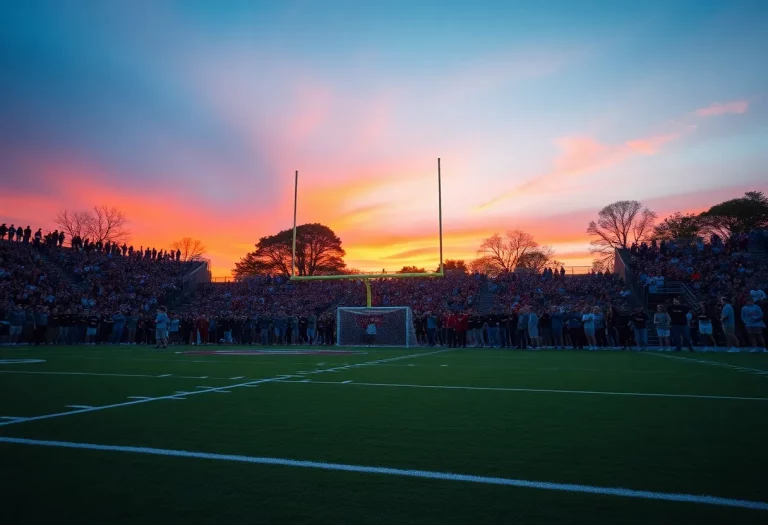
left=1, top=345, right=767, bottom=524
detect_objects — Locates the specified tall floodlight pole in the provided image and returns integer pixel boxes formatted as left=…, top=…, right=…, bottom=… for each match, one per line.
left=292, top=170, right=298, bottom=277
left=438, top=158, right=444, bottom=274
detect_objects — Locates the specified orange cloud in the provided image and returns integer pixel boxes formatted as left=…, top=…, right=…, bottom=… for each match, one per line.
left=695, top=100, right=749, bottom=117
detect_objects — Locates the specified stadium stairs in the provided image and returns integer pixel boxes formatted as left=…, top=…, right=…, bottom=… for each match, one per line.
left=749, top=234, right=768, bottom=261
left=35, top=247, right=89, bottom=292
left=476, top=280, right=497, bottom=315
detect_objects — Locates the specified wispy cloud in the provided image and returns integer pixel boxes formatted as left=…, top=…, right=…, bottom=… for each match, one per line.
left=625, top=132, right=686, bottom=155
left=381, top=247, right=439, bottom=260
left=475, top=127, right=692, bottom=211
left=695, top=100, right=750, bottom=117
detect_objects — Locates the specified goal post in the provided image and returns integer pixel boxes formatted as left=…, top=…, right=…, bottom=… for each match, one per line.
left=337, top=307, right=418, bottom=347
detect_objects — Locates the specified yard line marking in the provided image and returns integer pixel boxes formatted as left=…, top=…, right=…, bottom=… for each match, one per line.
left=175, top=391, right=191, bottom=395
left=126, top=396, right=150, bottom=400
left=0, top=370, right=159, bottom=379
left=647, top=353, right=768, bottom=376
left=0, top=347, right=457, bottom=428
left=230, top=376, right=244, bottom=380
left=342, top=380, right=352, bottom=384
left=0, top=369, right=234, bottom=381
left=1, top=437, right=766, bottom=511
left=0, top=416, right=27, bottom=421
left=276, top=380, right=768, bottom=402
left=66, top=405, right=92, bottom=409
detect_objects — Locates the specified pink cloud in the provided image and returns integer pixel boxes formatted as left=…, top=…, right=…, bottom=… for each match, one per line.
left=695, top=100, right=749, bottom=117
left=476, top=125, right=694, bottom=211
left=625, top=132, right=684, bottom=155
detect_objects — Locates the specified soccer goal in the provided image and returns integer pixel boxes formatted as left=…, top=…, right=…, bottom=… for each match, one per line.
left=337, top=306, right=419, bottom=347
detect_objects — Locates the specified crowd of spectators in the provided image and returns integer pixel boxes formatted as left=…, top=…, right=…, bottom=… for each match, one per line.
left=628, top=232, right=767, bottom=351
left=4, top=219, right=764, bottom=351
left=1, top=224, right=199, bottom=346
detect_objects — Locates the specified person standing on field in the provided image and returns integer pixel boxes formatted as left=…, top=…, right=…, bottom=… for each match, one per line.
left=654, top=305, right=672, bottom=351
left=721, top=297, right=740, bottom=353
left=740, top=297, right=766, bottom=352
left=155, top=306, right=170, bottom=349
left=668, top=298, right=694, bottom=352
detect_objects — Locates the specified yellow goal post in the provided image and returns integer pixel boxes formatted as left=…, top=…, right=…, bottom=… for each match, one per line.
left=290, top=158, right=445, bottom=307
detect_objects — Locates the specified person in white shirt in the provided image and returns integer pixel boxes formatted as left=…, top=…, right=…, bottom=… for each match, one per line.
left=365, top=321, right=377, bottom=346
left=155, top=306, right=170, bottom=349
left=741, top=297, right=766, bottom=353
left=582, top=308, right=597, bottom=350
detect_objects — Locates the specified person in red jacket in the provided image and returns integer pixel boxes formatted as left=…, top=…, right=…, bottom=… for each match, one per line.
left=195, top=314, right=209, bottom=345
left=456, top=312, right=468, bottom=348
left=446, top=313, right=458, bottom=347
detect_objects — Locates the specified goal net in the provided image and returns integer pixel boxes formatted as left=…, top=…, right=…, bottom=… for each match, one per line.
left=337, top=307, right=418, bottom=347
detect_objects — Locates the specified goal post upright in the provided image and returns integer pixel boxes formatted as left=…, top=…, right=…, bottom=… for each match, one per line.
left=438, top=157, right=443, bottom=275
left=290, top=158, right=445, bottom=301
left=292, top=170, right=298, bottom=278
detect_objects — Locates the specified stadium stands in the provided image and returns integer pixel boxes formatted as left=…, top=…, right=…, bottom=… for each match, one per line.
left=1, top=227, right=765, bottom=350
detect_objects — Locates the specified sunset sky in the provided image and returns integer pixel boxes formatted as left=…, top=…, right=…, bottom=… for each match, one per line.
left=1, top=1, right=766, bottom=277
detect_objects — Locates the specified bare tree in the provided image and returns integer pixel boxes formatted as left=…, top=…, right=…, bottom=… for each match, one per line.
left=54, top=210, right=91, bottom=243
left=88, top=205, right=130, bottom=244
left=587, top=200, right=656, bottom=266
left=469, top=256, right=499, bottom=276
left=170, top=237, right=207, bottom=262
left=476, top=230, right=540, bottom=275
left=516, top=245, right=556, bottom=273
left=54, top=205, right=130, bottom=244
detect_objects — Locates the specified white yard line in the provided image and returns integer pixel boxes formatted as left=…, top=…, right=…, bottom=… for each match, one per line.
left=0, top=348, right=456, bottom=428
left=0, top=369, right=232, bottom=381
left=0, top=370, right=161, bottom=379
left=1, top=436, right=766, bottom=511
left=65, top=405, right=92, bottom=409
left=275, top=379, right=768, bottom=402
left=647, top=353, right=768, bottom=376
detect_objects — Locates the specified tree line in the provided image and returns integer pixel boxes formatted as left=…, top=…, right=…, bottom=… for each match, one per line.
left=234, top=190, right=768, bottom=280
left=233, top=224, right=559, bottom=279
left=586, top=191, right=768, bottom=269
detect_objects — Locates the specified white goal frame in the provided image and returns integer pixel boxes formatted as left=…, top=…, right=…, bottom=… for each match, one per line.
left=336, top=306, right=417, bottom=348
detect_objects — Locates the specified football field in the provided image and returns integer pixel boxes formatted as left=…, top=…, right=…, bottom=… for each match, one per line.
left=1, top=345, right=767, bottom=524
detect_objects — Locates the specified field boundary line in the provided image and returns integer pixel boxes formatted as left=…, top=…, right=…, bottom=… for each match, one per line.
left=0, top=370, right=163, bottom=379
left=646, top=353, right=768, bottom=376
left=0, top=348, right=455, bottom=428
left=1, top=436, right=766, bottom=511
left=275, top=379, right=768, bottom=402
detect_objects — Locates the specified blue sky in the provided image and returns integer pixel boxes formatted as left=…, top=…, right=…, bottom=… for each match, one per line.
left=1, top=1, right=766, bottom=275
